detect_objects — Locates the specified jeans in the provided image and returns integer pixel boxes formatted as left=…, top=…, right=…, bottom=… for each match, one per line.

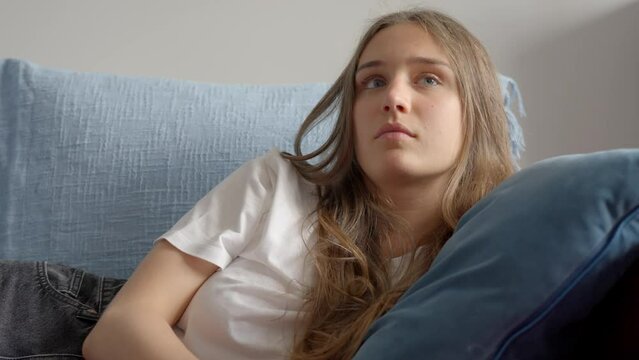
left=0, top=261, right=126, bottom=359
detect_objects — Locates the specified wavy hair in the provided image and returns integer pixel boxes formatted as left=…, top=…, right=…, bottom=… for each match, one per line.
left=282, top=8, right=515, bottom=359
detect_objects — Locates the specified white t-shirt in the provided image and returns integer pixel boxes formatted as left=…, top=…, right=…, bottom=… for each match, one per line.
left=154, top=148, right=319, bottom=360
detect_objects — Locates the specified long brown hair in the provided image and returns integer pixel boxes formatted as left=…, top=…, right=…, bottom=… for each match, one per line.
left=283, top=8, right=514, bottom=359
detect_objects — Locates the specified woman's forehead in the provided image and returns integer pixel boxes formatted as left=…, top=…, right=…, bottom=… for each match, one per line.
left=358, top=23, right=449, bottom=66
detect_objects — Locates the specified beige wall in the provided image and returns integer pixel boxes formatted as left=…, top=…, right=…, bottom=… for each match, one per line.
left=1, top=0, right=637, bottom=167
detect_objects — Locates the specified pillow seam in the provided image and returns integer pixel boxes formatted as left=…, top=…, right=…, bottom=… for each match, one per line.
left=492, top=204, right=639, bottom=359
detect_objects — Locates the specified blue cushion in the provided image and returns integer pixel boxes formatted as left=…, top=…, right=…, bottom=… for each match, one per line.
left=0, top=59, right=330, bottom=277
left=0, top=58, right=526, bottom=278
left=354, top=149, right=639, bottom=359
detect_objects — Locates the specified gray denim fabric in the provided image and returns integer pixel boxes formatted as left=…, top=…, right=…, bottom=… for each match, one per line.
left=0, top=261, right=125, bottom=359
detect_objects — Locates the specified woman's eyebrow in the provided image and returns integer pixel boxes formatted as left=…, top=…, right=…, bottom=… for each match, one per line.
left=356, top=56, right=451, bottom=74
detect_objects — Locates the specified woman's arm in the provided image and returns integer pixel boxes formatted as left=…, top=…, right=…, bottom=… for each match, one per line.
left=82, top=239, right=219, bottom=360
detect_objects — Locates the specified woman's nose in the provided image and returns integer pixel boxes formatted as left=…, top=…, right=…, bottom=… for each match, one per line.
left=382, top=81, right=411, bottom=113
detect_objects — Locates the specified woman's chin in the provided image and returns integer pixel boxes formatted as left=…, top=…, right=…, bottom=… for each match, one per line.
left=367, top=159, right=451, bottom=188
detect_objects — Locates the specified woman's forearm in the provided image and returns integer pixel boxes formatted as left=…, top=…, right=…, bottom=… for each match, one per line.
left=82, top=309, right=197, bottom=360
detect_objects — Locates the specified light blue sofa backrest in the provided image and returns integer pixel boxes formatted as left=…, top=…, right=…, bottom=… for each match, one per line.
left=0, top=59, right=524, bottom=278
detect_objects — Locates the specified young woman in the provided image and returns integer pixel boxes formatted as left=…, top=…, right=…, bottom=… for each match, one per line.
left=4, top=8, right=516, bottom=360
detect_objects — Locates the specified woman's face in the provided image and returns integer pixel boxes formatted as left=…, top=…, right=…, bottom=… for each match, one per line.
left=353, top=23, right=463, bottom=190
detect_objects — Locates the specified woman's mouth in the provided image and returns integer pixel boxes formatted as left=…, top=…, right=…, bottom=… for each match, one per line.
left=374, top=123, right=416, bottom=139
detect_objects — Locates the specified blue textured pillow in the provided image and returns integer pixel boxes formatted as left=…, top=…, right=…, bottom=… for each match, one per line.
left=354, top=149, right=639, bottom=360
left=0, top=59, right=330, bottom=277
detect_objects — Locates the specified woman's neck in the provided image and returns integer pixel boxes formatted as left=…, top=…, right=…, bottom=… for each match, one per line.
left=377, top=177, right=448, bottom=258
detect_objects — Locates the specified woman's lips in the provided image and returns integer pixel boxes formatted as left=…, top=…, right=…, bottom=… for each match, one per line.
left=377, top=131, right=414, bottom=140
left=374, top=123, right=416, bottom=139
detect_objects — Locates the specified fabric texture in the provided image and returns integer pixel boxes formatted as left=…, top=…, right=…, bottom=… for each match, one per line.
left=353, top=149, right=639, bottom=360
left=155, top=149, right=317, bottom=360
left=0, top=261, right=124, bottom=358
left=0, top=58, right=525, bottom=278
left=0, top=59, right=329, bottom=278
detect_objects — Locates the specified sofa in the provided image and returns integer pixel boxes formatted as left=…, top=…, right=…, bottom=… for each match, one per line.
left=1, top=58, right=638, bottom=359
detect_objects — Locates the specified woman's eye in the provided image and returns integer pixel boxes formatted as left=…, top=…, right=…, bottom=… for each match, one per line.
left=363, top=77, right=386, bottom=89
left=419, top=75, right=441, bottom=87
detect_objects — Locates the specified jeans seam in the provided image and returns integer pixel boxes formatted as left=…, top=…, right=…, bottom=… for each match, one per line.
left=69, top=268, right=84, bottom=298
left=97, top=275, right=104, bottom=314
left=0, top=354, right=84, bottom=359
left=0, top=354, right=83, bottom=359
left=36, top=262, right=92, bottom=311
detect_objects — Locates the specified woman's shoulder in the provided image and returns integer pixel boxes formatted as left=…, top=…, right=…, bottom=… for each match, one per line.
left=258, top=148, right=311, bottom=184
left=259, top=147, right=288, bottom=167
left=258, top=147, right=318, bottom=200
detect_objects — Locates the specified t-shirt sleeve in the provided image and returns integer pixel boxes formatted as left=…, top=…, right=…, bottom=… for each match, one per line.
left=154, top=150, right=276, bottom=269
